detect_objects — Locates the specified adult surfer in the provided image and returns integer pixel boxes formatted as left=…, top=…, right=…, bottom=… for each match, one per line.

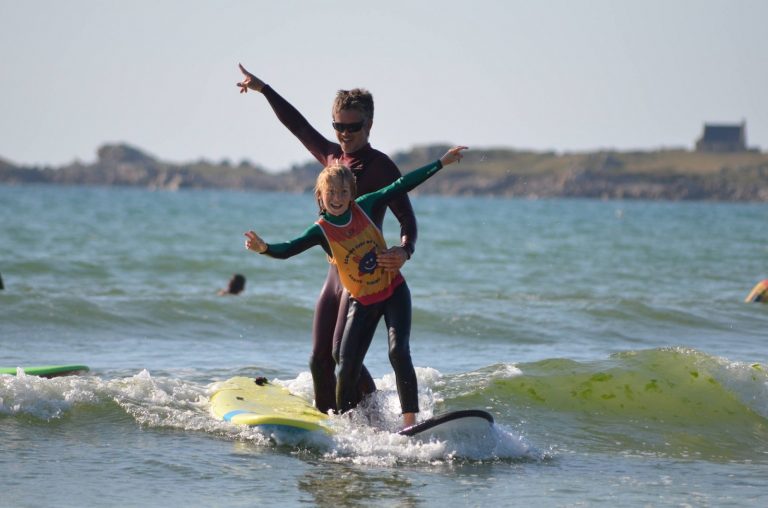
left=237, top=64, right=418, bottom=413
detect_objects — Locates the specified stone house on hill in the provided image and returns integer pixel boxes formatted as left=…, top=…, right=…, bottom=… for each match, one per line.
left=695, top=121, right=747, bottom=152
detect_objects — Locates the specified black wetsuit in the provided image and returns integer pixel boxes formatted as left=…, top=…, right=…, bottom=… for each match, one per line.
left=260, top=85, right=418, bottom=412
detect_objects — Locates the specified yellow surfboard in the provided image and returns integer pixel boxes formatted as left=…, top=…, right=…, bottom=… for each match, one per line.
left=210, top=376, right=330, bottom=434
left=210, top=376, right=495, bottom=439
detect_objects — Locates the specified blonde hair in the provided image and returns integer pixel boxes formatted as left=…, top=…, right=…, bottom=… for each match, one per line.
left=315, top=163, right=357, bottom=214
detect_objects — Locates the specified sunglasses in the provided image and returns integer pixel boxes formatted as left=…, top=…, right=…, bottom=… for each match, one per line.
left=332, top=120, right=365, bottom=133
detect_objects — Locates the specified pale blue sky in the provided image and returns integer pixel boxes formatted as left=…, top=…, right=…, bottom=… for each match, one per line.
left=1, top=0, right=766, bottom=171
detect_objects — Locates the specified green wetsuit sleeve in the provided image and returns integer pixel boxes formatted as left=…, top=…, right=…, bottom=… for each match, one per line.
left=262, top=224, right=330, bottom=259
left=357, top=159, right=444, bottom=214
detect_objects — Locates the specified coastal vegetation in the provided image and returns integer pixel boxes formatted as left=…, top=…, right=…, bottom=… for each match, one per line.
left=2, top=143, right=768, bottom=201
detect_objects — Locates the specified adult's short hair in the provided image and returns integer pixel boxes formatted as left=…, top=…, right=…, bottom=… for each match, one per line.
left=333, top=88, right=374, bottom=120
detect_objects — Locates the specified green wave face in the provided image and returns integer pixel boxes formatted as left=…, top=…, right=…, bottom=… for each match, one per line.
left=447, top=348, right=768, bottom=460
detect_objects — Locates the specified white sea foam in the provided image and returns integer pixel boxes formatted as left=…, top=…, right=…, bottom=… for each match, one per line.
left=0, top=370, right=99, bottom=419
left=0, top=367, right=544, bottom=463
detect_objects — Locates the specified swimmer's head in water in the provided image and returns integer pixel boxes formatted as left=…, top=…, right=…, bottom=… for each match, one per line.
left=227, top=274, right=246, bottom=294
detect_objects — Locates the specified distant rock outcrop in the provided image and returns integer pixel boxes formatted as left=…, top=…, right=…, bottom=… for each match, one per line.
left=2, top=143, right=768, bottom=201
left=97, top=144, right=156, bottom=164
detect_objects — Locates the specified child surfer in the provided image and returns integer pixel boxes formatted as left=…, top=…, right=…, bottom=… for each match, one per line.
left=245, top=146, right=467, bottom=428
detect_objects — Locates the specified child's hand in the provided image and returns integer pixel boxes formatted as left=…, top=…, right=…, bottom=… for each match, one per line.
left=244, top=230, right=267, bottom=253
left=440, top=146, right=469, bottom=166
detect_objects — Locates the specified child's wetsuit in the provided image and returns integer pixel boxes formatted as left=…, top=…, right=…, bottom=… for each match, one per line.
left=261, top=158, right=445, bottom=415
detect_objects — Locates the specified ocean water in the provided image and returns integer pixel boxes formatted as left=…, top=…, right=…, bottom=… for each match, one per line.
left=2, top=184, right=768, bottom=507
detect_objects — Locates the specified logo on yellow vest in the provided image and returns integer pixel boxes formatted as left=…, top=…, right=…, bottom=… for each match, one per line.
left=356, top=246, right=378, bottom=276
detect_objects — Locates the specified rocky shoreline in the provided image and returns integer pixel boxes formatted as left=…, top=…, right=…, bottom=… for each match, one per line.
left=2, top=143, right=768, bottom=201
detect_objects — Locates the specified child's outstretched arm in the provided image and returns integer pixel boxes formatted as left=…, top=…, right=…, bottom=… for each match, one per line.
left=244, top=230, right=267, bottom=253
left=244, top=225, right=328, bottom=260
left=440, top=146, right=469, bottom=166
left=359, top=146, right=471, bottom=210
